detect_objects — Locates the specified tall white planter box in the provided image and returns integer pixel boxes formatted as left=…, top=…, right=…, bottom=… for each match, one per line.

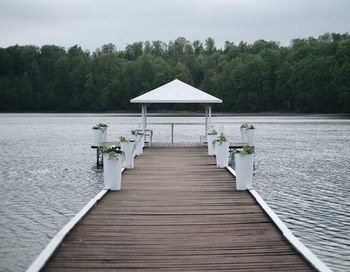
left=121, top=141, right=134, bottom=169
left=240, top=127, right=247, bottom=142
left=216, top=141, right=229, bottom=168
left=235, top=153, right=253, bottom=190
left=135, top=135, right=143, bottom=155
left=103, top=155, right=122, bottom=190
left=247, top=129, right=255, bottom=146
left=139, top=134, right=145, bottom=154
left=207, top=134, right=217, bottom=156
left=101, top=127, right=107, bottom=142
left=93, top=129, right=102, bottom=146
left=132, top=134, right=142, bottom=156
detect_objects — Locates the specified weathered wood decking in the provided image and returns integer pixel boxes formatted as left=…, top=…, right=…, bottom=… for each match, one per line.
left=43, top=147, right=314, bottom=271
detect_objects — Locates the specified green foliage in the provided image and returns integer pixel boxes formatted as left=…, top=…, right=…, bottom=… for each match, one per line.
left=131, top=130, right=138, bottom=136
left=119, top=136, right=128, bottom=142
left=119, top=136, right=134, bottom=142
left=99, top=145, right=124, bottom=160
left=218, top=133, right=227, bottom=143
left=240, top=123, right=249, bottom=128
left=1, top=33, right=350, bottom=113
left=93, top=123, right=107, bottom=130
left=207, top=129, right=217, bottom=135
left=248, top=124, right=255, bottom=129
left=236, top=145, right=255, bottom=155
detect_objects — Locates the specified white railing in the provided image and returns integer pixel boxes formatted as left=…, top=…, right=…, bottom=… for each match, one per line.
left=147, top=122, right=205, bottom=143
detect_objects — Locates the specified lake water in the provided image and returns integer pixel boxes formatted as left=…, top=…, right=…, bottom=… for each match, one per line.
left=0, top=113, right=349, bottom=272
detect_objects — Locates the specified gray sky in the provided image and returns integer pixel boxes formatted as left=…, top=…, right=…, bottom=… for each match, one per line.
left=0, top=0, right=349, bottom=51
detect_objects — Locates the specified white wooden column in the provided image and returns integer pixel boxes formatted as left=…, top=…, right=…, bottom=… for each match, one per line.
left=205, top=106, right=208, bottom=133
left=208, top=105, right=212, bottom=131
left=144, top=105, right=147, bottom=130
left=141, top=104, right=147, bottom=131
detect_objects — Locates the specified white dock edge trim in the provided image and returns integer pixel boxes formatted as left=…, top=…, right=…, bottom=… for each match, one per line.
left=26, top=189, right=109, bottom=272
left=226, top=166, right=332, bottom=272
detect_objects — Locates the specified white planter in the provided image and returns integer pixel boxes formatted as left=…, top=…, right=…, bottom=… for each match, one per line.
left=216, top=141, right=229, bottom=168
left=93, top=129, right=102, bottom=146
left=120, top=141, right=134, bottom=169
left=135, top=135, right=143, bottom=155
left=247, top=129, right=255, bottom=146
left=131, top=135, right=138, bottom=155
left=101, top=127, right=107, bottom=142
left=235, top=153, right=253, bottom=190
left=139, top=134, right=145, bottom=154
left=103, top=155, right=122, bottom=190
left=132, top=134, right=143, bottom=156
left=207, top=134, right=217, bottom=156
left=240, top=127, right=247, bottom=142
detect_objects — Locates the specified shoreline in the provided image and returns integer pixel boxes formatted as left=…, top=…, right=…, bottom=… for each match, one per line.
left=1, top=111, right=349, bottom=117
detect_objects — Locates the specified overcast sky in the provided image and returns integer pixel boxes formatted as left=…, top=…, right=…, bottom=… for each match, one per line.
left=0, top=0, right=349, bottom=51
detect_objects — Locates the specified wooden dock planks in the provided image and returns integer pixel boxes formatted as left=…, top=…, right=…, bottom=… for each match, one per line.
left=43, top=147, right=314, bottom=271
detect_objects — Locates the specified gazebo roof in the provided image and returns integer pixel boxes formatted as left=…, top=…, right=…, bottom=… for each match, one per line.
left=130, top=79, right=222, bottom=104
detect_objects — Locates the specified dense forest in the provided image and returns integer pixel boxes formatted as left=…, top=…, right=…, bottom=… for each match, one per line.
left=0, top=33, right=349, bottom=113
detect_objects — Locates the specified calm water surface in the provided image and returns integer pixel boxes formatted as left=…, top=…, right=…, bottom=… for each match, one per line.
left=0, top=113, right=349, bottom=272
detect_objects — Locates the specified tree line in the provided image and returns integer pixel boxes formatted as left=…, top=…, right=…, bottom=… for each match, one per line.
left=0, top=33, right=349, bottom=113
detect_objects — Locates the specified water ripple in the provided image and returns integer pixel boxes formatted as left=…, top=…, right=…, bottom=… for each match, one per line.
left=0, top=114, right=349, bottom=272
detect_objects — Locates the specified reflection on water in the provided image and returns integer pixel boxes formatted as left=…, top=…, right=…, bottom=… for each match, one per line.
left=0, top=113, right=349, bottom=272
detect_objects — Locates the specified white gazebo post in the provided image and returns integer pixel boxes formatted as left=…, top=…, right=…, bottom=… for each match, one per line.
left=208, top=105, right=212, bottom=132
left=205, top=105, right=212, bottom=134
left=205, top=105, right=208, bottom=133
left=141, top=104, right=147, bottom=131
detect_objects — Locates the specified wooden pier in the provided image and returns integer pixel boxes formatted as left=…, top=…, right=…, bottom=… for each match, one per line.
left=41, top=146, right=315, bottom=271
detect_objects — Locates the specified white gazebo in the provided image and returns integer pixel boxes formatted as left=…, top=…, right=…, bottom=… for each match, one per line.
left=130, top=79, right=222, bottom=141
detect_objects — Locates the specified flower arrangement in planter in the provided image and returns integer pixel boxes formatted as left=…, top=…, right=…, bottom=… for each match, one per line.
left=240, top=123, right=248, bottom=143
left=234, top=145, right=255, bottom=190
left=98, top=123, right=108, bottom=142
left=119, top=136, right=135, bottom=169
left=215, top=133, right=229, bottom=168
left=131, top=130, right=144, bottom=156
left=92, top=123, right=108, bottom=146
left=99, top=145, right=124, bottom=191
left=207, top=129, right=218, bottom=156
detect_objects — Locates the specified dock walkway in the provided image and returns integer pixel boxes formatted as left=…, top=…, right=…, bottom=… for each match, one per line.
left=43, top=146, right=314, bottom=271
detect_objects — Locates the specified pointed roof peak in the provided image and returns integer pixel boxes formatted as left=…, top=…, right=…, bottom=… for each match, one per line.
left=130, top=79, right=222, bottom=104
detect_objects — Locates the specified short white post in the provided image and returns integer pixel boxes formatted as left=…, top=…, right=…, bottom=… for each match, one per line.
left=171, top=123, right=174, bottom=143
left=216, top=141, right=229, bottom=168
left=103, top=155, right=122, bottom=190
left=235, top=153, right=253, bottom=190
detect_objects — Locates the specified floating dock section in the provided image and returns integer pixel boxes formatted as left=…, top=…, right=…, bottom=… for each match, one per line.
left=28, top=144, right=330, bottom=272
